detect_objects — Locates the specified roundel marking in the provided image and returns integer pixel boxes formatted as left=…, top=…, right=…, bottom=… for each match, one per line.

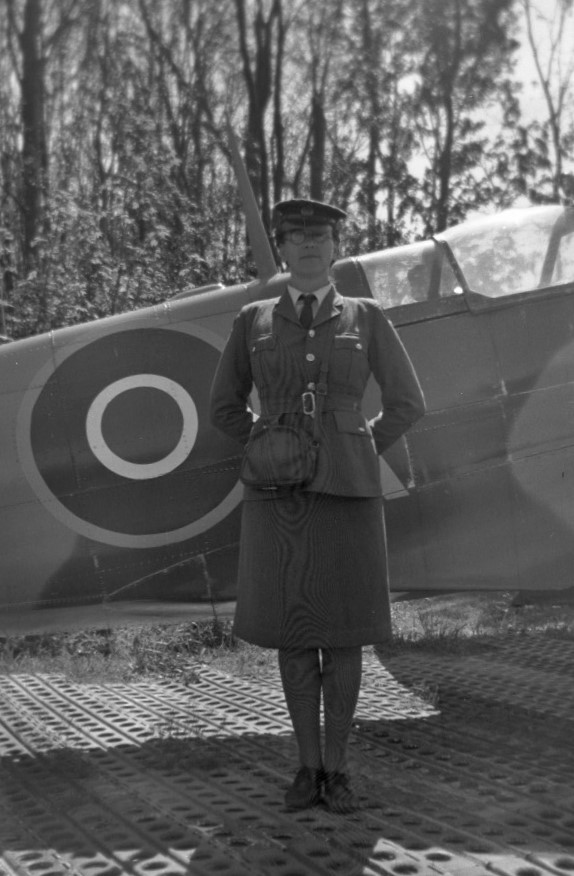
left=17, top=323, right=243, bottom=548
left=86, top=375, right=198, bottom=480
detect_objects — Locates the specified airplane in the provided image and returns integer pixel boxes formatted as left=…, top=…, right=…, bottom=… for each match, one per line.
left=1, top=131, right=574, bottom=635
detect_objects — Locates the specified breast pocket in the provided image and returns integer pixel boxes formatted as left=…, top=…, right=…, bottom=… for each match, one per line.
left=250, top=334, right=280, bottom=388
left=331, top=334, right=368, bottom=385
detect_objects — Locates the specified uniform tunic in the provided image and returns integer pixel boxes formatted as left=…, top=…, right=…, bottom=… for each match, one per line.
left=210, top=284, right=425, bottom=649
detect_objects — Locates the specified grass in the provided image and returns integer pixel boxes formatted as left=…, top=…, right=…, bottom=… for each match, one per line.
left=1, top=592, right=573, bottom=682
left=0, top=617, right=240, bottom=684
left=386, top=590, right=574, bottom=653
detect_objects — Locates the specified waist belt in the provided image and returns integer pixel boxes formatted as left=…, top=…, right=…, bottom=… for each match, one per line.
left=261, top=394, right=360, bottom=417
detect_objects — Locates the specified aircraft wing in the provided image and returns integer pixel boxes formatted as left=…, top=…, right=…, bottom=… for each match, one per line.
left=0, top=285, right=254, bottom=634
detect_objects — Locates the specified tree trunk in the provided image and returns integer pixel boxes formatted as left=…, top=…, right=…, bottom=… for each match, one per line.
left=20, top=0, right=47, bottom=271
left=234, top=0, right=282, bottom=230
left=272, top=0, right=285, bottom=203
left=309, top=90, right=326, bottom=200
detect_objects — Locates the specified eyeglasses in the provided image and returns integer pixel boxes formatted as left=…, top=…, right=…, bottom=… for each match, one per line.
left=282, top=228, right=333, bottom=245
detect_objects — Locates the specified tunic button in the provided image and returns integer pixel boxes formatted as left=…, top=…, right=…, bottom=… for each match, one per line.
left=306, top=353, right=316, bottom=362
left=308, top=329, right=315, bottom=337
left=307, top=382, right=316, bottom=390
left=356, top=342, right=363, bottom=350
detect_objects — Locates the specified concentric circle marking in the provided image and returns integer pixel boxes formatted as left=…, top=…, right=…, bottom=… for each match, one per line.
left=17, top=322, right=243, bottom=548
left=86, top=375, right=198, bottom=480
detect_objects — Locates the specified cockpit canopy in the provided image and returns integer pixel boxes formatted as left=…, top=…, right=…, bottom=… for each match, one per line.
left=355, top=205, right=574, bottom=310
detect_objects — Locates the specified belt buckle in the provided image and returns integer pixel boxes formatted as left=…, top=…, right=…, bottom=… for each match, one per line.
left=301, top=391, right=316, bottom=416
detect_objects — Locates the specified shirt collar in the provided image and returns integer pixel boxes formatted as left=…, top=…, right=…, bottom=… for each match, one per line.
left=287, top=283, right=332, bottom=309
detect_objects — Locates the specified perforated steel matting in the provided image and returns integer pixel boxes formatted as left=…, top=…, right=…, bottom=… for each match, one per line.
left=1, top=634, right=574, bottom=875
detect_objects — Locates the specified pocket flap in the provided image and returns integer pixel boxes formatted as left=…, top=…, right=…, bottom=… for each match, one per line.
left=250, top=334, right=277, bottom=353
left=334, top=334, right=364, bottom=352
left=334, top=410, right=370, bottom=435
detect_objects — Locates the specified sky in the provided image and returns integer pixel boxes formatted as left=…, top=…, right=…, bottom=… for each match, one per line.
left=514, top=0, right=574, bottom=125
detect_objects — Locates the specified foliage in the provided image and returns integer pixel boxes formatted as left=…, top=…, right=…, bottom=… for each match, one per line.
left=1, top=0, right=573, bottom=338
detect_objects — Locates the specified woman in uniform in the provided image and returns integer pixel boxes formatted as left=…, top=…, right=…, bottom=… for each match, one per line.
left=210, top=199, right=425, bottom=813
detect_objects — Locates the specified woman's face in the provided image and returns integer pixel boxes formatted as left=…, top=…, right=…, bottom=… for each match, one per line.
left=279, top=223, right=335, bottom=286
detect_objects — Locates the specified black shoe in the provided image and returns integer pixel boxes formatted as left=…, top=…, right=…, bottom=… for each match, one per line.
left=323, top=771, right=358, bottom=813
left=285, top=766, right=323, bottom=811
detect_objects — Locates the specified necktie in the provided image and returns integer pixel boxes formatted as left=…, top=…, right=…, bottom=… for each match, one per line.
left=298, top=294, right=316, bottom=329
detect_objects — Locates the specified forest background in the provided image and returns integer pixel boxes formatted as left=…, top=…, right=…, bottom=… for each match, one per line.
left=1, top=0, right=573, bottom=339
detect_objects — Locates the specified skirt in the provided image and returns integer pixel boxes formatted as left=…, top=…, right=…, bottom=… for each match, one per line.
left=233, top=491, right=391, bottom=649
